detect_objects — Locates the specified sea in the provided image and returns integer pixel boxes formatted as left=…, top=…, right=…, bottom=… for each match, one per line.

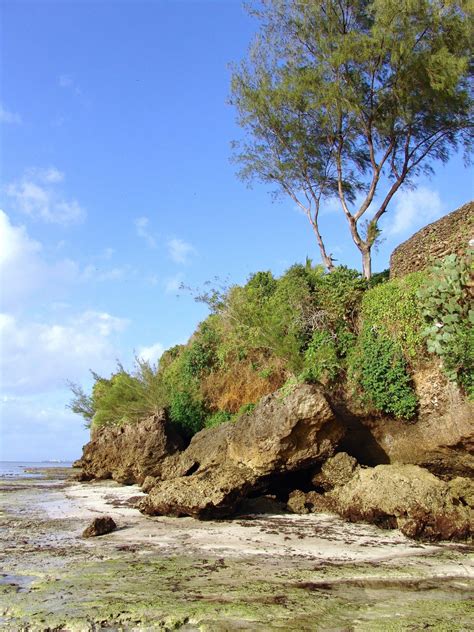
left=0, top=461, right=73, bottom=479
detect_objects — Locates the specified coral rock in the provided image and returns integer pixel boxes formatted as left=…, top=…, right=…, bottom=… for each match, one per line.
left=82, top=516, right=117, bottom=538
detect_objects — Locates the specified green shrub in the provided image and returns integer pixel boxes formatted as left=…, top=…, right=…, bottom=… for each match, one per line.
left=418, top=252, right=474, bottom=397
left=347, top=273, right=425, bottom=420
left=368, top=269, right=390, bottom=287
left=360, top=272, right=426, bottom=361
left=221, top=264, right=367, bottom=375
left=72, top=360, right=166, bottom=431
left=169, top=391, right=206, bottom=437
left=352, top=329, right=418, bottom=420
left=235, top=402, right=256, bottom=417
left=204, top=410, right=233, bottom=428
left=181, top=321, right=220, bottom=379
left=315, top=266, right=367, bottom=329
left=221, top=267, right=311, bottom=372
left=300, top=330, right=340, bottom=383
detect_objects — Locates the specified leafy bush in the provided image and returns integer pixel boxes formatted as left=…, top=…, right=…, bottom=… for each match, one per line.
left=204, top=410, right=233, bottom=428
left=220, top=263, right=366, bottom=376
left=68, top=360, right=167, bottom=431
left=359, top=272, right=426, bottom=361
left=368, top=269, right=390, bottom=288
left=91, top=371, right=144, bottom=429
left=181, top=318, right=220, bottom=379
left=300, top=330, right=339, bottom=384
left=169, top=391, right=206, bottom=437
left=222, top=266, right=311, bottom=371
left=418, top=252, right=473, bottom=397
left=347, top=273, right=424, bottom=420
left=351, top=329, right=418, bottom=420
left=315, top=266, right=367, bottom=329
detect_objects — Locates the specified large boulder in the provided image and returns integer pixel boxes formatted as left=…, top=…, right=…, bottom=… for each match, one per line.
left=140, top=466, right=259, bottom=519
left=328, top=464, right=473, bottom=541
left=78, top=411, right=184, bottom=485
left=139, top=384, right=344, bottom=519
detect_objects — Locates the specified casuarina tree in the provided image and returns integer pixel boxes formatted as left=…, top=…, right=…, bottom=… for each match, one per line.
left=231, top=0, right=473, bottom=278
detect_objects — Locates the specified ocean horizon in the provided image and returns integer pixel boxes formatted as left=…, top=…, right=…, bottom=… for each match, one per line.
left=0, top=461, right=73, bottom=479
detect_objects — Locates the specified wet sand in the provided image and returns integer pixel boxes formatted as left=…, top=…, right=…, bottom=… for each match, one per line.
left=0, top=468, right=473, bottom=630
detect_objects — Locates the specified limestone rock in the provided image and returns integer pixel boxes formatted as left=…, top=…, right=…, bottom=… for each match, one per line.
left=141, top=476, right=159, bottom=493
left=82, top=516, right=117, bottom=538
left=78, top=411, right=184, bottom=485
left=337, top=365, right=474, bottom=479
left=312, top=452, right=359, bottom=490
left=139, top=384, right=344, bottom=519
left=449, top=477, right=474, bottom=508
left=329, top=464, right=473, bottom=541
left=140, top=466, right=259, bottom=519
left=287, top=490, right=331, bottom=514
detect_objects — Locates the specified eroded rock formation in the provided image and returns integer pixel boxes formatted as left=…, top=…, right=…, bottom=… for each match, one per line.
left=139, top=384, right=345, bottom=518
left=329, top=464, right=473, bottom=541
left=77, top=411, right=184, bottom=484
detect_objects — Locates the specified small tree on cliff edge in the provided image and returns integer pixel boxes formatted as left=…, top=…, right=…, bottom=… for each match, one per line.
left=231, top=0, right=473, bottom=278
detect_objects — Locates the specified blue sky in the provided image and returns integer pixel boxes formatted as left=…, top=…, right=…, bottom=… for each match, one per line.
left=1, top=0, right=472, bottom=461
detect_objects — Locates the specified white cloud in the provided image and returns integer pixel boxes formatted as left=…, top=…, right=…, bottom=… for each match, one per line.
left=0, top=393, right=89, bottom=461
left=134, top=216, right=157, bottom=248
left=0, top=310, right=127, bottom=395
left=0, top=104, right=22, bottom=125
left=5, top=167, right=85, bottom=225
left=137, top=342, right=165, bottom=366
left=0, top=210, right=79, bottom=310
left=0, top=211, right=130, bottom=311
left=387, top=187, right=444, bottom=236
left=167, top=238, right=196, bottom=264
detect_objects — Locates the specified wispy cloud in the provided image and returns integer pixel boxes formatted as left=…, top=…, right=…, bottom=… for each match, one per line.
left=134, top=216, right=157, bottom=248
left=167, top=238, right=196, bottom=264
left=5, top=167, right=85, bottom=225
left=0, top=103, right=22, bottom=125
left=387, top=187, right=444, bottom=236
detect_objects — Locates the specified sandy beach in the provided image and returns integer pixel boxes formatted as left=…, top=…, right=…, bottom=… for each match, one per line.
left=1, top=467, right=473, bottom=631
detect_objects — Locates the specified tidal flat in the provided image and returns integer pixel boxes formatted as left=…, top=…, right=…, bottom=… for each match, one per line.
left=0, top=468, right=473, bottom=631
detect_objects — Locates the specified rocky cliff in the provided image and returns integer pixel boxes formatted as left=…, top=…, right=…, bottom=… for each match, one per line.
left=75, top=376, right=473, bottom=540
left=390, top=201, right=473, bottom=278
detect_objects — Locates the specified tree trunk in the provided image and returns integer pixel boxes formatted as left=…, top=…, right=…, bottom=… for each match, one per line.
left=362, top=248, right=372, bottom=280
left=310, top=222, right=335, bottom=272
left=322, top=250, right=335, bottom=272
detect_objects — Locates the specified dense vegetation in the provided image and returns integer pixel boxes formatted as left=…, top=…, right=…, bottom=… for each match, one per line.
left=70, top=250, right=473, bottom=436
